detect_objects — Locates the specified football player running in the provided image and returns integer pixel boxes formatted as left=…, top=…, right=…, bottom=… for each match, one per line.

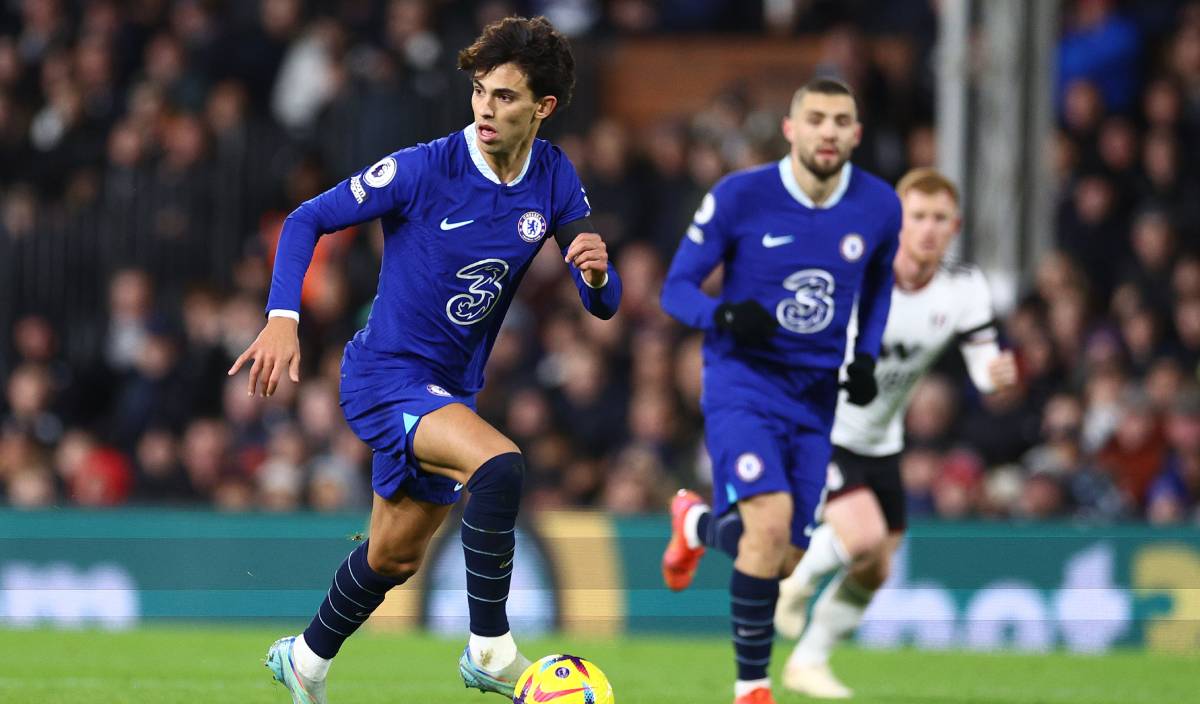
left=777, top=167, right=1018, bottom=698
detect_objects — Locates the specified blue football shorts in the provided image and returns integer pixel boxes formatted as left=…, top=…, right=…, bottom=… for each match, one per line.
left=704, top=373, right=839, bottom=549
left=339, top=359, right=473, bottom=505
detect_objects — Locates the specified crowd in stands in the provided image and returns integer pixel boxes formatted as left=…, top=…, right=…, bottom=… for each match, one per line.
left=1, top=0, right=1197, bottom=524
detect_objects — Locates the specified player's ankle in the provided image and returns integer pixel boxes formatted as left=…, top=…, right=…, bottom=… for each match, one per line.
left=735, top=679, right=771, bottom=697
left=294, top=633, right=332, bottom=681
left=469, top=631, right=519, bottom=673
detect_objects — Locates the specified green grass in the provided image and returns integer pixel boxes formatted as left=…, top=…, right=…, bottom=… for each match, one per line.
left=1, top=626, right=1196, bottom=703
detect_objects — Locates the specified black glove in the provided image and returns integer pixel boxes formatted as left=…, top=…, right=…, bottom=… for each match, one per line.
left=714, top=300, right=777, bottom=347
left=842, top=355, right=878, bottom=406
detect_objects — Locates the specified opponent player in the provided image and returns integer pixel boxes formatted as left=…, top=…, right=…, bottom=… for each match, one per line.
left=228, top=16, right=621, bottom=703
left=777, top=168, right=1018, bottom=698
left=660, top=78, right=901, bottom=704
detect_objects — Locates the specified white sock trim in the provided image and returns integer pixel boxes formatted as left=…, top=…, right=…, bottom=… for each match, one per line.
left=293, top=633, right=331, bottom=681
left=683, top=502, right=710, bottom=550
left=735, top=678, right=771, bottom=697
left=469, top=631, right=518, bottom=673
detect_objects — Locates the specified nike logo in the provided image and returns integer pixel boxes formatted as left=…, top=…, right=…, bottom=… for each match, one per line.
left=762, top=233, right=794, bottom=248
left=737, top=627, right=766, bottom=638
left=499, top=556, right=513, bottom=569
left=454, top=482, right=464, bottom=491
left=440, top=217, right=474, bottom=230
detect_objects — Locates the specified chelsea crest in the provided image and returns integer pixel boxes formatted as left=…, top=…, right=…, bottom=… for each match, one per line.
left=517, top=211, right=548, bottom=243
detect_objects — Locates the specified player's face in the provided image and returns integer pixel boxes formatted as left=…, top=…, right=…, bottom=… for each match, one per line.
left=783, top=93, right=862, bottom=179
left=900, top=189, right=961, bottom=266
left=471, top=63, right=556, bottom=155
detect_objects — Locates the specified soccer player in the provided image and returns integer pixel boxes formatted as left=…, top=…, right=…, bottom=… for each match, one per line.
left=227, top=16, right=621, bottom=703
left=659, top=78, right=901, bottom=704
left=776, top=168, right=1018, bottom=699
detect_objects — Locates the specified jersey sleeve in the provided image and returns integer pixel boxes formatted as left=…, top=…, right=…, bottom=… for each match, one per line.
left=266, top=147, right=428, bottom=315
left=660, top=181, right=734, bottom=330
left=955, top=266, right=999, bottom=343
left=956, top=266, right=1002, bottom=393
left=852, top=195, right=901, bottom=358
left=550, top=149, right=592, bottom=233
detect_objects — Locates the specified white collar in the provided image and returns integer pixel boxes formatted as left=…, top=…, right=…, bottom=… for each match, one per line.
left=463, top=123, right=533, bottom=186
left=777, top=157, right=852, bottom=209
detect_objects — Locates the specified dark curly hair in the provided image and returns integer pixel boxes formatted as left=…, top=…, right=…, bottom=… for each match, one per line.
left=457, top=15, right=575, bottom=112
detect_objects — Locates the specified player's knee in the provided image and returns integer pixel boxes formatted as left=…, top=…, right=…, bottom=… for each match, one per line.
left=465, top=451, right=525, bottom=511
left=368, top=549, right=424, bottom=583
left=740, top=519, right=791, bottom=557
left=842, top=522, right=887, bottom=561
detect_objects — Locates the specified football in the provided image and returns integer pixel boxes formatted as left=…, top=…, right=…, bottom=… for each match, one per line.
left=512, top=653, right=615, bottom=704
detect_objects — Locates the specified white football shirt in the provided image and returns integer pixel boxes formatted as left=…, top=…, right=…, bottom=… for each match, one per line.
left=833, top=263, right=998, bottom=457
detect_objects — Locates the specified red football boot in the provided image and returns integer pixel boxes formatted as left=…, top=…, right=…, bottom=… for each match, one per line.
left=662, top=489, right=707, bottom=591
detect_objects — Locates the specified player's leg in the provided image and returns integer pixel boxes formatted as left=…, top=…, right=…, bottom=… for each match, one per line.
left=662, top=412, right=780, bottom=591
left=267, top=490, right=450, bottom=704
left=782, top=532, right=901, bottom=699
left=776, top=486, right=887, bottom=639
left=784, top=454, right=905, bottom=699
left=409, top=402, right=531, bottom=695
left=730, top=491, right=791, bottom=703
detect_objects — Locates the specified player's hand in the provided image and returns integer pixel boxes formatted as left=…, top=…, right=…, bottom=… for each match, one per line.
left=227, top=316, right=301, bottom=397
left=714, top=300, right=777, bottom=346
left=841, top=355, right=878, bottom=406
left=564, top=232, right=608, bottom=287
left=987, top=350, right=1018, bottom=390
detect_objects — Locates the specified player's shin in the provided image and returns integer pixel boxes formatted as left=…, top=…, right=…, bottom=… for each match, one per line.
left=787, top=570, right=873, bottom=667
left=301, top=540, right=409, bottom=668
left=461, top=452, right=525, bottom=670
left=776, top=523, right=850, bottom=638
left=730, top=569, right=779, bottom=693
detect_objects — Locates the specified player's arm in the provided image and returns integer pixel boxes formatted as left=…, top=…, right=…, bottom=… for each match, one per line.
left=956, top=268, right=1017, bottom=394
left=229, top=151, right=420, bottom=397
left=555, top=218, right=622, bottom=320
left=843, top=203, right=901, bottom=405
left=660, top=188, right=775, bottom=345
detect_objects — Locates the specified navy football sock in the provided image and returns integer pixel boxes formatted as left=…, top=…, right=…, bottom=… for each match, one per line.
left=698, top=509, right=744, bottom=558
left=461, top=452, right=525, bottom=637
left=730, top=569, right=779, bottom=682
left=302, top=540, right=405, bottom=659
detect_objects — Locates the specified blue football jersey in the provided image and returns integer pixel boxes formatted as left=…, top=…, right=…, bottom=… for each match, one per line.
left=661, top=158, right=900, bottom=422
left=267, top=124, right=622, bottom=394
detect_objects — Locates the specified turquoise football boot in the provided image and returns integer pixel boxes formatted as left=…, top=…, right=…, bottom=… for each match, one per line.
left=265, top=636, right=328, bottom=704
left=459, top=645, right=531, bottom=697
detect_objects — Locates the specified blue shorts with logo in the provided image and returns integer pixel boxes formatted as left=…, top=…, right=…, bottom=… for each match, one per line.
left=703, top=368, right=839, bottom=549
left=339, top=347, right=473, bottom=505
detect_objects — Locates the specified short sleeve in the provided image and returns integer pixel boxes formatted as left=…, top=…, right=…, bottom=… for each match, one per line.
left=956, top=266, right=998, bottom=342
left=550, top=149, right=592, bottom=229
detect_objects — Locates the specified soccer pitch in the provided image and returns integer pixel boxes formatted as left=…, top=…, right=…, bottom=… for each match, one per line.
left=1, top=627, right=1195, bottom=703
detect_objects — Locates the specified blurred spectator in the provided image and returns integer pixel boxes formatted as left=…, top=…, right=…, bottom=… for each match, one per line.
left=2, top=0, right=1198, bottom=522
left=1057, top=0, right=1142, bottom=115
left=1147, top=390, right=1200, bottom=522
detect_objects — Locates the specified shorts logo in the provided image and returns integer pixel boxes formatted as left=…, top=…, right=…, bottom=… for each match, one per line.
left=827, top=461, right=844, bottom=491
left=363, top=156, right=397, bottom=188
left=426, top=384, right=451, bottom=397
left=840, top=233, right=865, bottom=261
left=349, top=175, right=366, bottom=204
left=517, top=211, right=547, bottom=243
left=735, top=453, right=764, bottom=482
